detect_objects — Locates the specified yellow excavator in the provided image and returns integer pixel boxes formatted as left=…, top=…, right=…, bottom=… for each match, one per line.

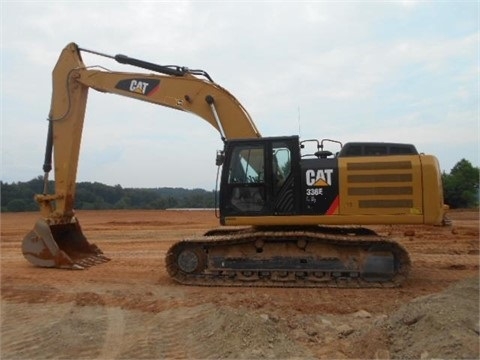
left=22, top=43, right=446, bottom=287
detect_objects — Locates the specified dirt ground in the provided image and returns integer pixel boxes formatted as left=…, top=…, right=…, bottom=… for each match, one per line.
left=1, top=209, right=479, bottom=359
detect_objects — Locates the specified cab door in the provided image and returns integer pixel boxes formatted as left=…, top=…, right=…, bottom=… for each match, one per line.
left=221, top=141, right=267, bottom=216
left=270, top=139, right=300, bottom=215
left=220, top=136, right=300, bottom=218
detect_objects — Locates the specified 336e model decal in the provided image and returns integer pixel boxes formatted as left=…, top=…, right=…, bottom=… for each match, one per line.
left=305, top=168, right=334, bottom=196
left=302, top=162, right=339, bottom=215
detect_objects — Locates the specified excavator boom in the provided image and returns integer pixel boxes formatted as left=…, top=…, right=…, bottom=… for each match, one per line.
left=22, top=42, right=260, bottom=269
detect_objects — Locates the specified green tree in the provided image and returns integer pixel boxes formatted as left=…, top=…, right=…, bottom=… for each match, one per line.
left=114, top=197, right=131, bottom=209
left=149, top=198, right=166, bottom=209
left=442, top=159, right=479, bottom=208
left=6, top=199, right=27, bottom=212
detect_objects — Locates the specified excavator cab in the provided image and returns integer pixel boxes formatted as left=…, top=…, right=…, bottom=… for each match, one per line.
left=219, top=136, right=300, bottom=219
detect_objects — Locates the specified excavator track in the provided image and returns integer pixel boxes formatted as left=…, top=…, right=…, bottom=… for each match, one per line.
left=166, top=226, right=411, bottom=288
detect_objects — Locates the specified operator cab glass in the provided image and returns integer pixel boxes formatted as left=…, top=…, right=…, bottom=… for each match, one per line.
left=227, top=145, right=266, bottom=212
left=220, top=136, right=300, bottom=218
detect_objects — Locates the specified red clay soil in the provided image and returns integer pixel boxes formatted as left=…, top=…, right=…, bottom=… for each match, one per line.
left=1, top=209, right=478, bottom=359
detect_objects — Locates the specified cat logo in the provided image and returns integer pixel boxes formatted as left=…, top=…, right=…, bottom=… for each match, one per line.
left=115, top=78, right=160, bottom=96
left=129, top=80, right=150, bottom=94
left=305, top=169, right=334, bottom=187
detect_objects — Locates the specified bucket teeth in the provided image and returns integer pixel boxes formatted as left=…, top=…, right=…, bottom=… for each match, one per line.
left=22, top=219, right=110, bottom=270
left=74, top=255, right=111, bottom=269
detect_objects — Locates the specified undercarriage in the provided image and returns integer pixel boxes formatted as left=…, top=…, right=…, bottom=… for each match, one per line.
left=166, top=226, right=411, bottom=288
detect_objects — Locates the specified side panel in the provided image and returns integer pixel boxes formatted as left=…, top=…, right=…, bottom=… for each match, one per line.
left=420, top=155, right=445, bottom=224
left=300, top=159, right=340, bottom=214
left=338, top=155, right=424, bottom=218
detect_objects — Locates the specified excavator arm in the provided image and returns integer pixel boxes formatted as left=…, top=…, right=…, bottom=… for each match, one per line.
left=22, top=42, right=260, bottom=269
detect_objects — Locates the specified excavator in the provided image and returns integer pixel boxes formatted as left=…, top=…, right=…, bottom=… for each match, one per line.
left=22, top=42, right=446, bottom=287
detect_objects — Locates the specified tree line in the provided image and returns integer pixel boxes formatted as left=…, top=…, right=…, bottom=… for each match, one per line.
left=1, top=177, right=217, bottom=212
left=441, top=159, right=479, bottom=209
left=1, top=159, right=478, bottom=212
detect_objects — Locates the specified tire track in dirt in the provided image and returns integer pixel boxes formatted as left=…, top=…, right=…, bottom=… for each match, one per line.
left=2, top=298, right=312, bottom=359
left=97, top=307, right=125, bottom=360
left=1, top=300, right=107, bottom=359
left=116, top=306, right=206, bottom=359
left=111, top=304, right=258, bottom=359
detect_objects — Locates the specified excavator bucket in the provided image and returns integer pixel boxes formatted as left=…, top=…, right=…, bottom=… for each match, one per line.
left=22, top=219, right=109, bottom=269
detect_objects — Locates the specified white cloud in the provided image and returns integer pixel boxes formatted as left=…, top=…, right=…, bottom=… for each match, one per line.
left=1, top=1, right=478, bottom=188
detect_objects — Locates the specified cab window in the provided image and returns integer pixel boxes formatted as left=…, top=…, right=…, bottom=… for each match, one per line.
left=272, top=143, right=291, bottom=192
left=228, top=146, right=264, bottom=184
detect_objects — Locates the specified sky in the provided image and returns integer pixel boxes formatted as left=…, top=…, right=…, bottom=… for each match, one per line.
left=1, top=1, right=478, bottom=190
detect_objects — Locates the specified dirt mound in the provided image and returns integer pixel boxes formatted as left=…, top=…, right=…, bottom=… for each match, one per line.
left=354, top=277, right=480, bottom=359
left=1, top=301, right=312, bottom=359
left=387, top=277, right=479, bottom=359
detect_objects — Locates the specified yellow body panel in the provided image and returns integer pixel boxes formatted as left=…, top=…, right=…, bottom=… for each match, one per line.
left=338, top=155, right=423, bottom=216
left=224, top=154, right=445, bottom=227
left=419, top=155, right=446, bottom=224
